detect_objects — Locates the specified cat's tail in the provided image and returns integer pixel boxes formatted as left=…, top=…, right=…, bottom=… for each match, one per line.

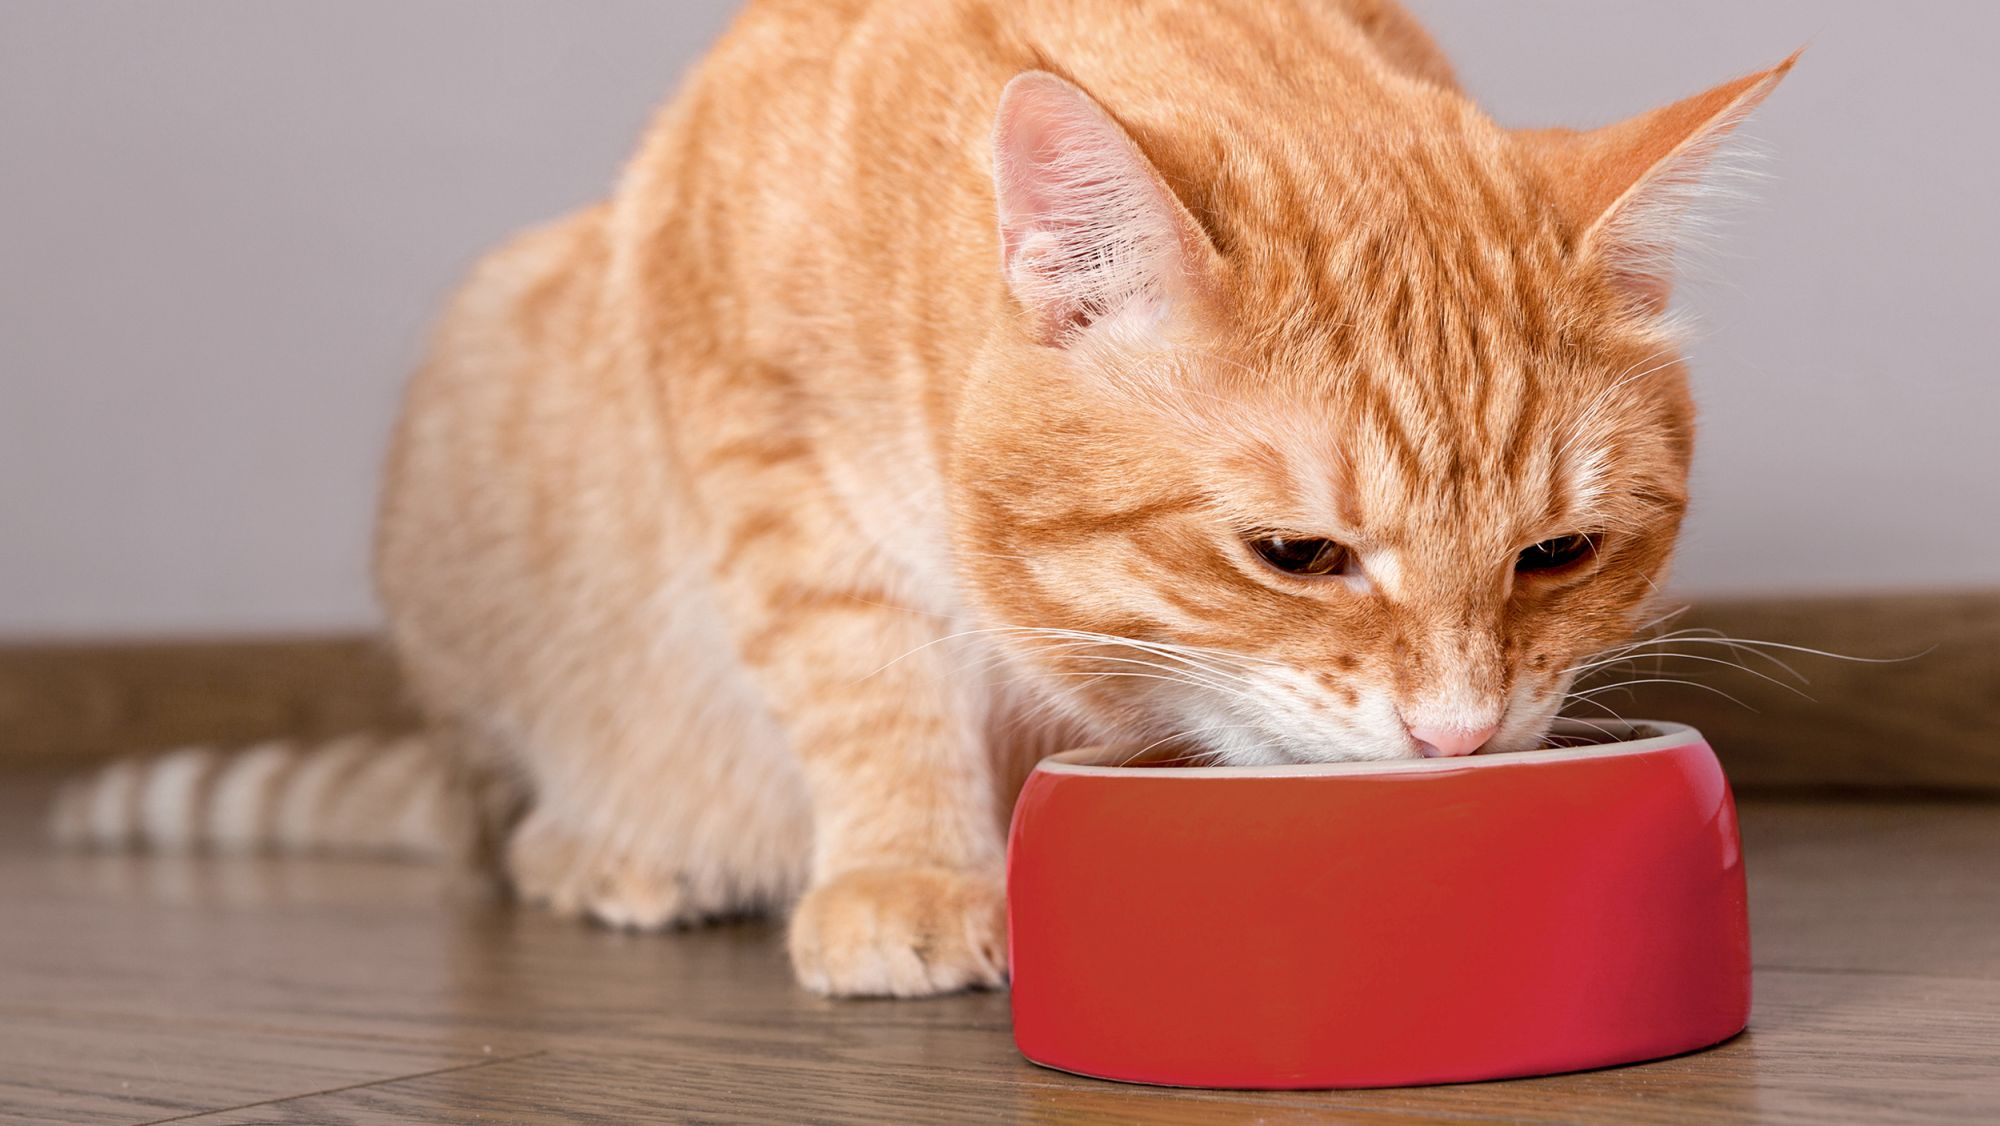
left=47, top=733, right=453, bottom=859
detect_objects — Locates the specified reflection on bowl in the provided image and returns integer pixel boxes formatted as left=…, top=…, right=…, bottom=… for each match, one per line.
left=1005, top=720, right=1750, bottom=1089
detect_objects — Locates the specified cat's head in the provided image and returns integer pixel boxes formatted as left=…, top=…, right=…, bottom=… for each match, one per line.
left=954, top=59, right=1794, bottom=764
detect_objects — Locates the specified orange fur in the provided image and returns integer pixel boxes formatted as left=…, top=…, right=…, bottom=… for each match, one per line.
left=362, top=1, right=1796, bottom=995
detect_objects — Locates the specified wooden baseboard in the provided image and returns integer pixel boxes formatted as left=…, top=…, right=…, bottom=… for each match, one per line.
left=1583, top=590, right=2000, bottom=795
left=2, top=590, right=1995, bottom=792
left=0, top=636, right=415, bottom=775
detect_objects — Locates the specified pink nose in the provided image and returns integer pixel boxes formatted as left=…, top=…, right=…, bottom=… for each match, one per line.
left=1408, top=724, right=1499, bottom=758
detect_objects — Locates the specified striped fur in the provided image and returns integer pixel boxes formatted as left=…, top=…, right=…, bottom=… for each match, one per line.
left=49, top=735, right=450, bottom=859
left=59, top=1, right=1796, bottom=999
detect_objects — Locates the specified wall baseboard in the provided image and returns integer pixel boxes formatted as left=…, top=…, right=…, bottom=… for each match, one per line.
left=1581, top=590, right=2000, bottom=795
left=0, top=636, right=415, bottom=775
left=2, top=591, right=1995, bottom=793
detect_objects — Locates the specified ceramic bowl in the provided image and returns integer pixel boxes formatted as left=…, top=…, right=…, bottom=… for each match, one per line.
left=1005, top=720, right=1750, bottom=1089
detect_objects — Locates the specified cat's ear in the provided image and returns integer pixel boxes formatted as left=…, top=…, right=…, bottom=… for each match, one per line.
left=992, top=72, right=1219, bottom=347
left=1533, top=51, right=1800, bottom=315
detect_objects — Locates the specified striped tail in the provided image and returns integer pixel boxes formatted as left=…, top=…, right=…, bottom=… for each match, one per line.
left=48, top=733, right=453, bottom=859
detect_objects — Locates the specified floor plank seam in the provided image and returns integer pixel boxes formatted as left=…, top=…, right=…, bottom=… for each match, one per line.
left=0, top=1001, right=507, bottom=1045
left=1754, top=964, right=2000, bottom=983
left=131, top=1050, right=548, bottom=1125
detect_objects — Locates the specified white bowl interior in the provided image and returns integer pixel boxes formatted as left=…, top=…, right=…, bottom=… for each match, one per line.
left=1035, top=719, right=1700, bottom=779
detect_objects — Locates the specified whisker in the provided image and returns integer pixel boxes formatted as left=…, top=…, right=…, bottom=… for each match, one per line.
left=1580, top=626, right=1808, bottom=681
left=1608, top=633, right=1925, bottom=666
left=1558, top=693, right=1637, bottom=731
left=1562, top=650, right=1814, bottom=700
left=860, top=623, right=1275, bottom=683
left=1043, top=651, right=1257, bottom=697
left=1567, top=676, right=1758, bottom=713
left=1029, top=669, right=1269, bottom=716
left=1116, top=723, right=1269, bottom=766
left=1021, top=636, right=1271, bottom=684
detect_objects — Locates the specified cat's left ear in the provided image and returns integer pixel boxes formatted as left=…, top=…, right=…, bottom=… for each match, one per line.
left=1531, top=51, right=1801, bottom=315
left=992, top=72, right=1221, bottom=347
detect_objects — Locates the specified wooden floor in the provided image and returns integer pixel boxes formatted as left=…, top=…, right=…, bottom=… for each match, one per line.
left=3, top=781, right=1996, bottom=1125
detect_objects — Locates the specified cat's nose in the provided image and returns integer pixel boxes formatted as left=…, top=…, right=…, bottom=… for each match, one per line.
left=1407, top=723, right=1498, bottom=758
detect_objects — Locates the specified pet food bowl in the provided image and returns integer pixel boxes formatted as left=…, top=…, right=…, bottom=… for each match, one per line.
left=1005, top=720, right=1749, bottom=1089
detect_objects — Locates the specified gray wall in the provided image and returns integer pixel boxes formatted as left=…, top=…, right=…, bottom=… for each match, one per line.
left=2, top=2, right=1994, bottom=637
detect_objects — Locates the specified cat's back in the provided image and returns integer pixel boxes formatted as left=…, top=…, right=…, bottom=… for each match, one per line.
left=697, top=0, right=1455, bottom=141
left=625, top=0, right=1459, bottom=367
left=375, top=0, right=1467, bottom=743
left=718, top=0, right=1452, bottom=84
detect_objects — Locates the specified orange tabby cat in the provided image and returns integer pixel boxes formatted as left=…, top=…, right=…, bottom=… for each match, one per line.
left=55, top=0, right=1794, bottom=997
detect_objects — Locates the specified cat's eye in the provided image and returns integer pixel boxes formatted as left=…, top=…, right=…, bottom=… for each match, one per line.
left=1516, top=533, right=1599, bottom=574
left=1249, top=535, right=1351, bottom=577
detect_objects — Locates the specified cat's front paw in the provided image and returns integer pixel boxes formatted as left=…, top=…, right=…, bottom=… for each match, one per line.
left=506, top=810, right=698, bottom=930
left=788, top=865, right=1007, bottom=997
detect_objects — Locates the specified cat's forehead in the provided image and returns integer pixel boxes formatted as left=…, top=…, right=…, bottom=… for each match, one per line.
left=1194, top=314, right=1679, bottom=545
left=1177, top=136, right=1687, bottom=538
left=1213, top=122, right=1571, bottom=322
left=1221, top=190, right=1672, bottom=442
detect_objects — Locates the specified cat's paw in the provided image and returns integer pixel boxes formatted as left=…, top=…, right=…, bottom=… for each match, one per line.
left=788, top=866, right=1007, bottom=997
left=506, top=811, right=696, bottom=930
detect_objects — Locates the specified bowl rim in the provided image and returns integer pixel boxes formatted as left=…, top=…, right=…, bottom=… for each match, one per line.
left=1032, top=718, right=1701, bottom=779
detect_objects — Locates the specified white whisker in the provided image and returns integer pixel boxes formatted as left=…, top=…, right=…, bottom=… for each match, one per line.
left=1567, top=676, right=1756, bottom=713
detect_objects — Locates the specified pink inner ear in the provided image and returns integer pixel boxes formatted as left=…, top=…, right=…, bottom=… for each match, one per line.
left=992, top=72, right=1193, bottom=345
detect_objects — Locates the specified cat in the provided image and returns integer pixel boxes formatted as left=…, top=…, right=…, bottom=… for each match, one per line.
left=53, top=0, right=1794, bottom=997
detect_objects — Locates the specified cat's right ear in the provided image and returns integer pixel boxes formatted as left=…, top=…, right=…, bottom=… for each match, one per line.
left=992, top=72, right=1219, bottom=347
left=1529, top=52, right=1800, bottom=316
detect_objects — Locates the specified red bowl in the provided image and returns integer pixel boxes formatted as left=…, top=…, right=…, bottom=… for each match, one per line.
left=1005, top=720, right=1749, bottom=1089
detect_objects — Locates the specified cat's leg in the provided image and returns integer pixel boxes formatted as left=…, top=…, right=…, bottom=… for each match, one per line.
left=376, top=208, right=815, bottom=929
left=497, top=572, right=815, bottom=930
left=387, top=657, right=695, bottom=921
left=504, top=721, right=811, bottom=931
left=405, top=635, right=811, bottom=930
left=389, top=531, right=812, bottom=929
left=746, top=592, right=1007, bottom=996
left=683, top=404, right=1007, bottom=996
